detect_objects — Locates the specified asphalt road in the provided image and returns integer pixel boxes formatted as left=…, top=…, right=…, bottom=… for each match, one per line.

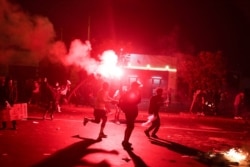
left=0, top=105, right=250, bottom=167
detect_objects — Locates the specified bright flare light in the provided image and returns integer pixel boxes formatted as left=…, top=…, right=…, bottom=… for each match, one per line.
left=66, top=41, right=123, bottom=79
left=97, top=50, right=123, bottom=79
left=65, top=40, right=176, bottom=79
left=223, top=148, right=248, bottom=163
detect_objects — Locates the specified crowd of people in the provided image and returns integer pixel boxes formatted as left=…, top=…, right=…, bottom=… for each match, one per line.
left=83, top=80, right=162, bottom=150
left=28, top=77, right=72, bottom=120
left=82, top=81, right=137, bottom=149
left=0, top=76, right=72, bottom=129
left=189, top=88, right=250, bottom=119
left=1, top=75, right=249, bottom=151
left=0, top=76, right=167, bottom=150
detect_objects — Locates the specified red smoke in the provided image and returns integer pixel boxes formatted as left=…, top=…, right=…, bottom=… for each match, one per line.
left=0, top=0, right=55, bottom=65
left=0, top=0, right=122, bottom=79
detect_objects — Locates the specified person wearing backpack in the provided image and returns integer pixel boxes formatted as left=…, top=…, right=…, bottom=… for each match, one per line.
left=120, top=81, right=142, bottom=150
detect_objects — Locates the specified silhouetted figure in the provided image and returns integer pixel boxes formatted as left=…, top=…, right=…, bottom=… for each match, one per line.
left=83, top=82, right=114, bottom=139
left=113, top=86, right=127, bottom=124
left=213, top=90, right=221, bottom=115
left=119, top=81, right=141, bottom=150
left=0, top=78, right=18, bottom=130
left=29, top=80, right=40, bottom=105
left=59, top=80, right=71, bottom=105
left=244, top=89, right=250, bottom=110
left=42, top=79, right=61, bottom=120
left=0, top=77, right=6, bottom=129
left=144, top=88, right=164, bottom=138
left=233, top=91, right=244, bottom=119
left=53, top=82, right=62, bottom=112
left=190, top=89, right=205, bottom=116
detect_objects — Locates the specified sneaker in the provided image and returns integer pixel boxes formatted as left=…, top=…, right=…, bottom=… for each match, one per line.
left=99, top=133, right=107, bottom=138
left=144, top=130, right=150, bottom=137
left=122, top=141, right=133, bottom=150
left=151, top=134, right=159, bottom=138
left=83, top=118, right=89, bottom=126
left=96, top=136, right=102, bottom=142
left=234, top=116, right=243, bottom=120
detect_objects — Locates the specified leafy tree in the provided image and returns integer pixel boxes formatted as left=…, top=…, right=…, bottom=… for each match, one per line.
left=177, top=51, right=227, bottom=97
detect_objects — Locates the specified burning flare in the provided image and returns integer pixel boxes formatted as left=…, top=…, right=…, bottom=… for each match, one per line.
left=223, top=148, right=248, bottom=163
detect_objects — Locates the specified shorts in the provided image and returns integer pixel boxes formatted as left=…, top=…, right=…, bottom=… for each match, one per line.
left=94, top=109, right=107, bottom=122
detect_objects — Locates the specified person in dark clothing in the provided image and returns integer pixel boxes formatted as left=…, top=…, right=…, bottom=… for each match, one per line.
left=190, top=89, right=205, bottom=115
left=120, top=81, right=142, bottom=150
left=42, top=79, right=61, bottom=120
left=0, top=78, right=18, bottom=130
left=233, top=91, right=245, bottom=119
left=29, top=80, right=40, bottom=105
left=0, top=78, right=6, bottom=129
left=144, top=88, right=164, bottom=138
left=113, top=86, right=127, bottom=124
left=244, top=89, right=250, bottom=110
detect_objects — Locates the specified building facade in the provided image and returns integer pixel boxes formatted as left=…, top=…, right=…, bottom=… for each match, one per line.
left=109, top=53, right=177, bottom=109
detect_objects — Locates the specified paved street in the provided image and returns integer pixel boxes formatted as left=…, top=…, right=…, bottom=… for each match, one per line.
left=0, top=105, right=250, bottom=167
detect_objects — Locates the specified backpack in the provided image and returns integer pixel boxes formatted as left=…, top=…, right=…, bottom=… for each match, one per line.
left=118, top=92, right=128, bottom=111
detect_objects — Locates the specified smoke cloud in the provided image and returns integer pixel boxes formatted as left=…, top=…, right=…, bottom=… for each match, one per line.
left=64, top=39, right=121, bottom=78
left=0, top=0, right=55, bottom=65
left=0, top=0, right=120, bottom=79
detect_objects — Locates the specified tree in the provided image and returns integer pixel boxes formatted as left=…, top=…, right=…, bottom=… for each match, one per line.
left=177, top=51, right=227, bottom=96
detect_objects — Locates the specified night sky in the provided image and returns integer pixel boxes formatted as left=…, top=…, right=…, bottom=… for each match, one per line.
left=6, top=0, right=250, bottom=76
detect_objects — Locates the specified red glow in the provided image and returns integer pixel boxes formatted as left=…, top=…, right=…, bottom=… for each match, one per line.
left=128, top=92, right=137, bottom=99
left=65, top=40, right=176, bottom=80
left=125, top=64, right=177, bottom=72
left=97, top=50, right=123, bottom=79
left=66, top=40, right=122, bottom=78
left=65, top=41, right=123, bottom=79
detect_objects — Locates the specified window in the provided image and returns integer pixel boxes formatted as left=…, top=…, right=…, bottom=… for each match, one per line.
left=152, top=77, right=162, bottom=86
left=129, top=76, right=138, bottom=84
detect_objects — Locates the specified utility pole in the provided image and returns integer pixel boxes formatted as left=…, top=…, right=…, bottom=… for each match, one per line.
left=60, top=27, right=63, bottom=41
left=87, top=16, right=91, bottom=40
